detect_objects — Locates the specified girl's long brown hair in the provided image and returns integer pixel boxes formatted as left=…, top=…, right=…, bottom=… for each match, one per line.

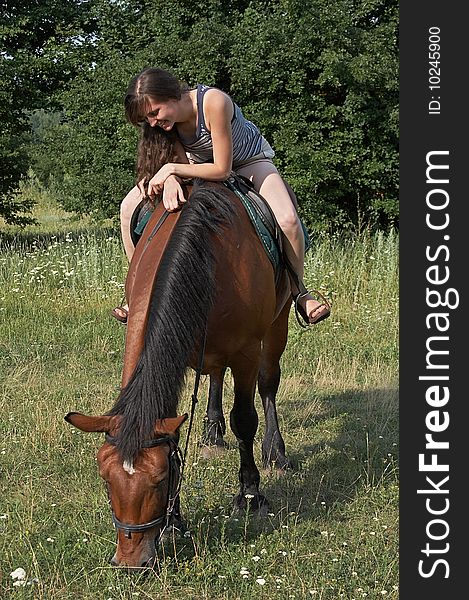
left=126, top=68, right=188, bottom=199
left=124, top=67, right=188, bottom=126
left=136, top=123, right=178, bottom=199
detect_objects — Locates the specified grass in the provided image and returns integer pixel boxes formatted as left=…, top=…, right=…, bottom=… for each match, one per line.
left=0, top=197, right=398, bottom=599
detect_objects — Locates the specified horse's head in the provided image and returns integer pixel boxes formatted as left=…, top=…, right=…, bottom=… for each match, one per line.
left=65, top=412, right=188, bottom=568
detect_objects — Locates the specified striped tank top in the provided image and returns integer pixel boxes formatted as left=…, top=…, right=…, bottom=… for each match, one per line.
left=178, top=84, right=265, bottom=168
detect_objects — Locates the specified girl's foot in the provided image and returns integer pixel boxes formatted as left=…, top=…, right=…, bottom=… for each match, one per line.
left=111, top=305, right=129, bottom=324
left=295, top=291, right=331, bottom=327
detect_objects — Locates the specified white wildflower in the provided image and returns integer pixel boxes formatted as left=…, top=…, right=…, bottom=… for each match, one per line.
left=10, top=568, right=26, bottom=581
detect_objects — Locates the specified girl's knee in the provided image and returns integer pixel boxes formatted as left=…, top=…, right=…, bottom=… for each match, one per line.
left=276, top=209, right=300, bottom=235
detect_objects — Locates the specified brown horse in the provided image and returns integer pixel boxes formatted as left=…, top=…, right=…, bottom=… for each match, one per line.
left=65, top=180, right=291, bottom=568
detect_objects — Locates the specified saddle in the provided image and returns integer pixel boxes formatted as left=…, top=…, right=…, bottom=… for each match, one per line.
left=224, top=173, right=283, bottom=282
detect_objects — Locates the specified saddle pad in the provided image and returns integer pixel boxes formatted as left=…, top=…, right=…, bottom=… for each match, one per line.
left=224, top=176, right=282, bottom=274
left=224, top=175, right=311, bottom=275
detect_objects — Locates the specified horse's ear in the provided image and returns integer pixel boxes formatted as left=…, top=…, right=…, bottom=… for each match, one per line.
left=154, top=414, right=188, bottom=437
left=65, top=412, right=120, bottom=434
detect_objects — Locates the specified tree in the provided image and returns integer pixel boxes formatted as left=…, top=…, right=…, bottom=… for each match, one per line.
left=28, top=0, right=398, bottom=231
left=46, top=0, right=235, bottom=219
left=228, top=0, right=398, bottom=231
left=0, top=0, right=99, bottom=224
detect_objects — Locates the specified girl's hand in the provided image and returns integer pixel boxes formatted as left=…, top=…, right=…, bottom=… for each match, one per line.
left=161, top=175, right=186, bottom=212
left=147, top=163, right=174, bottom=198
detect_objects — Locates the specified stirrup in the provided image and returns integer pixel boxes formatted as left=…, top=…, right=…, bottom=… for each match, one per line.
left=294, top=289, right=331, bottom=328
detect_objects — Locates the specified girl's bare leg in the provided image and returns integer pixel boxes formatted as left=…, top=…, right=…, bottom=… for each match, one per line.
left=120, top=185, right=143, bottom=262
left=236, top=160, right=329, bottom=324
left=113, top=186, right=143, bottom=320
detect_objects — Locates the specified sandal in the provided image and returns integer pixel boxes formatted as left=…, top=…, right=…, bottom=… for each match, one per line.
left=294, top=289, right=331, bottom=328
left=111, top=306, right=128, bottom=325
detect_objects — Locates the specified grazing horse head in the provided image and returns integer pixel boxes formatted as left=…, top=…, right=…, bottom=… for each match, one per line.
left=65, top=411, right=187, bottom=567
left=66, top=181, right=291, bottom=568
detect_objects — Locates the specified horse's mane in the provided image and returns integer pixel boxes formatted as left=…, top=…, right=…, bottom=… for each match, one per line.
left=108, top=181, right=236, bottom=462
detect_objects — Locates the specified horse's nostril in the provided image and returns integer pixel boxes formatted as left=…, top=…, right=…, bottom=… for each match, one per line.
left=110, top=556, right=119, bottom=567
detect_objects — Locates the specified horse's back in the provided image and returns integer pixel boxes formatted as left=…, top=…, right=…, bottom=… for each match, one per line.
left=203, top=188, right=289, bottom=369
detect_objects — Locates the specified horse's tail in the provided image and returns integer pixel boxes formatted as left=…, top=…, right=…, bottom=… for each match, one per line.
left=108, top=182, right=236, bottom=463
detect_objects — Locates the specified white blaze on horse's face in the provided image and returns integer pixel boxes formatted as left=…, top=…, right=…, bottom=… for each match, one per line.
left=123, top=460, right=135, bottom=475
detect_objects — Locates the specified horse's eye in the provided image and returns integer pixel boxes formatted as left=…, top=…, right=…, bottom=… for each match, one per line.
left=152, top=476, right=166, bottom=488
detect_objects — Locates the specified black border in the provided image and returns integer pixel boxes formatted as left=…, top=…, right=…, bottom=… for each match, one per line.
left=400, top=3, right=466, bottom=597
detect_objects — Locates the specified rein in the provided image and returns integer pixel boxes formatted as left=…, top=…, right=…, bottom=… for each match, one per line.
left=105, top=323, right=208, bottom=543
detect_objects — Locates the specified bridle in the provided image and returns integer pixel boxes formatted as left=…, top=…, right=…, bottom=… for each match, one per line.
left=104, top=433, right=184, bottom=541
left=104, top=323, right=208, bottom=545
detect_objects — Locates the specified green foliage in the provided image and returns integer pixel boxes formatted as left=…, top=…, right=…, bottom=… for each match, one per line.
left=0, top=125, right=34, bottom=225
left=45, top=0, right=236, bottom=218
left=0, top=0, right=100, bottom=222
left=4, top=0, right=398, bottom=231
left=229, top=0, right=398, bottom=231
left=0, top=44, right=33, bottom=224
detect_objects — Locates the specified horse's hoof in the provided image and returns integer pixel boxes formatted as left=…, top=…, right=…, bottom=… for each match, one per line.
left=199, top=444, right=228, bottom=459
left=253, top=502, right=270, bottom=517
left=159, top=516, right=187, bottom=542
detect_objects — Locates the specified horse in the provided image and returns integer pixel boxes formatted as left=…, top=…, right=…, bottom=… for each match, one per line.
left=65, top=179, right=291, bottom=568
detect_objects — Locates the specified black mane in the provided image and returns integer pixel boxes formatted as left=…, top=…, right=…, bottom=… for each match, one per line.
left=108, top=182, right=236, bottom=462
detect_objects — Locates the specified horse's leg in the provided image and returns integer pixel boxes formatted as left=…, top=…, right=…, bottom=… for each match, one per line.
left=230, top=351, right=268, bottom=513
left=201, top=368, right=228, bottom=454
left=258, top=301, right=291, bottom=471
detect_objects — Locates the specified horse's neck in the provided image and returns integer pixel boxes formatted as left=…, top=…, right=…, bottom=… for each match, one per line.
left=122, top=204, right=182, bottom=388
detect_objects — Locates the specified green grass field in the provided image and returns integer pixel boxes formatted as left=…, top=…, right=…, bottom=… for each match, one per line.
left=0, top=198, right=398, bottom=599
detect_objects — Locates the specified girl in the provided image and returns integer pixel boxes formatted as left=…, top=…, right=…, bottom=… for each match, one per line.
left=113, top=67, right=329, bottom=326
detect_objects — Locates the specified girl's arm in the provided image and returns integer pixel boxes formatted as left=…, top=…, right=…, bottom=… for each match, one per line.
left=147, top=89, right=234, bottom=197
left=160, top=139, right=190, bottom=211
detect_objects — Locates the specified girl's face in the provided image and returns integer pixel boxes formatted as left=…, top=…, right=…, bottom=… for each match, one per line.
left=141, top=98, right=179, bottom=131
